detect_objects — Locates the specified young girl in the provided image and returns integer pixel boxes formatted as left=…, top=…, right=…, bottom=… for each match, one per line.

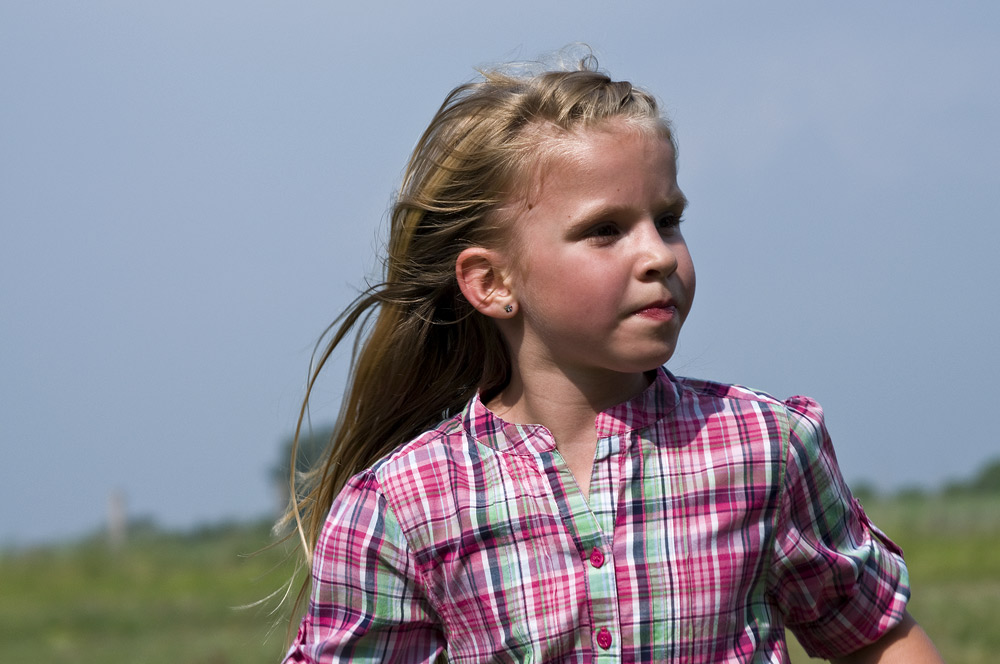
left=281, top=57, right=942, bottom=663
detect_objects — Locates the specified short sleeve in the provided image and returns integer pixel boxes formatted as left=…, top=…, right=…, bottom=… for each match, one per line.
left=768, top=396, right=910, bottom=660
left=283, top=471, right=446, bottom=664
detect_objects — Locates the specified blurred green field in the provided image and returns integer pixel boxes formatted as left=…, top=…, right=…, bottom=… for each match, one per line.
left=2, top=494, right=997, bottom=663
left=0, top=521, right=301, bottom=663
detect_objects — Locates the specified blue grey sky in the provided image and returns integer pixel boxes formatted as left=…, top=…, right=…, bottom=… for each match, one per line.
left=2, top=1, right=998, bottom=546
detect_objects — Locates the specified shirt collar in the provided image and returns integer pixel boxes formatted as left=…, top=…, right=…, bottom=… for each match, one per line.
left=463, top=367, right=682, bottom=456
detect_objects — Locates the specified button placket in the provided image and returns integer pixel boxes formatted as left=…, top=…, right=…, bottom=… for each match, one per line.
left=546, top=436, right=622, bottom=661
left=584, top=542, right=618, bottom=660
left=585, top=434, right=623, bottom=662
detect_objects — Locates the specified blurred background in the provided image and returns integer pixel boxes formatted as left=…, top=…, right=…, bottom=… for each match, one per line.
left=2, top=1, right=998, bottom=662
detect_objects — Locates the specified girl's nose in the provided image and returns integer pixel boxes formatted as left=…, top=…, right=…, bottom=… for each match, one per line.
left=636, top=225, right=678, bottom=279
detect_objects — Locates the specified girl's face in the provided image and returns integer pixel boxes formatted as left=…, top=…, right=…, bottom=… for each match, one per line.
left=503, top=122, right=695, bottom=381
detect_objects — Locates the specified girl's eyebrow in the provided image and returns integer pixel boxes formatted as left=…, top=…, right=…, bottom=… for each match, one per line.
left=664, top=193, right=689, bottom=214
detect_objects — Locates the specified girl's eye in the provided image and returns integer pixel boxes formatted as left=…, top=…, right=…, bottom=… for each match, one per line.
left=589, top=224, right=620, bottom=238
left=656, top=214, right=684, bottom=231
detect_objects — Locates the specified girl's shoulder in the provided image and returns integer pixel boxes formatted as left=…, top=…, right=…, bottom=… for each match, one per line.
left=669, top=372, right=826, bottom=432
left=673, top=373, right=819, bottom=411
left=344, top=401, right=525, bottom=555
left=366, top=410, right=471, bottom=479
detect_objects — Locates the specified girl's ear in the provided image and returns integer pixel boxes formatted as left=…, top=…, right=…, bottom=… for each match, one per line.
left=456, top=247, right=515, bottom=318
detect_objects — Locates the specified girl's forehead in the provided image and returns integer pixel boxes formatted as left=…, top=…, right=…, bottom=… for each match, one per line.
left=525, top=123, right=675, bottom=189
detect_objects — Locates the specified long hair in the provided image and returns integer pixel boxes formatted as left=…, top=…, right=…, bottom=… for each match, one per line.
left=281, top=54, right=672, bottom=623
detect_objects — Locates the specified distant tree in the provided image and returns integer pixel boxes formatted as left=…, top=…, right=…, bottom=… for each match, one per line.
left=848, top=480, right=880, bottom=504
left=270, top=424, right=337, bottom=514
left=943, top=457, right=1000, bottom=496
left=967, top=458, right=1000, bottom=494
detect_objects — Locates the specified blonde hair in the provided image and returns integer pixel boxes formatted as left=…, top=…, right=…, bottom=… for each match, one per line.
left=281, top=54, right=673, bottom=622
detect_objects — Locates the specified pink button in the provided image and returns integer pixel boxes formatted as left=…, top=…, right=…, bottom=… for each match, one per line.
left=596, top=627, right=613, bottom=650
left=589, top=547, right=605, bottom=568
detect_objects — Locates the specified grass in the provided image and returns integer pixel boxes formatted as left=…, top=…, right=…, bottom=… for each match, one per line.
left=3, top=494, right=998, bottom=663
left=0, top=521, right=302, bottom=664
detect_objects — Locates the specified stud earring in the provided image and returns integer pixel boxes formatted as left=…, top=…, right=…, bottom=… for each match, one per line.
left=504, top=304, right=514, bottom=313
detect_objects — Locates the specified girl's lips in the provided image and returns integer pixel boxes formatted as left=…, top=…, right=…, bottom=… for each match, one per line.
left=633, top=303, right=678, bottom=321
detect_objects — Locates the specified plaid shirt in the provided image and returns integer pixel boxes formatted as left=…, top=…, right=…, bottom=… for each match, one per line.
left=284, top=369, right=909, bottom=663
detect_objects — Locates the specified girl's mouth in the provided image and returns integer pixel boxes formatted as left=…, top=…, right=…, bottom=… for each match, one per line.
left=634, top=303, right=677, bottom=321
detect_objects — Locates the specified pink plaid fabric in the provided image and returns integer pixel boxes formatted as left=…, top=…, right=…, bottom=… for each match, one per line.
left=284, top=368, right=909, bottom=663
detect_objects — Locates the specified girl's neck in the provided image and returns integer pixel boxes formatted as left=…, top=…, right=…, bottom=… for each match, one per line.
left=487, top=365, right=651, bottom=442
left=487, top=365, right=651, bottom=501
